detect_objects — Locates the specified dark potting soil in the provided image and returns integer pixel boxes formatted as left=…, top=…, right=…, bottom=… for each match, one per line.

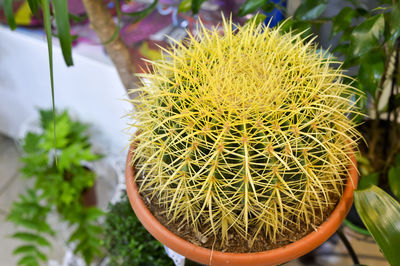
left=136, top=172, right=341, bottom=253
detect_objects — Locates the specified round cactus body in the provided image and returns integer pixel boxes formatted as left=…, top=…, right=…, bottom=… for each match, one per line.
left=129, top=18, right=360, bottom=246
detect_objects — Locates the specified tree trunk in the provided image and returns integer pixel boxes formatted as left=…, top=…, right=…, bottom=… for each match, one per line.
left=81, top=0, right=139, bottom=97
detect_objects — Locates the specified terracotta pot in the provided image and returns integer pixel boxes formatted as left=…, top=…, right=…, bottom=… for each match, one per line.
left=81, top=166, right=98, bottom=207
left=125, top=147, right=358, bottom=266
left=82, top=184, right=97, bottom=207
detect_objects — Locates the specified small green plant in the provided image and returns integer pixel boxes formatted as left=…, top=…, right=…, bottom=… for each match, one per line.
left=7, top=109, right=104, bottom=266
left=277, top=1, right=400, bottom=263
left=281, top=0, right=400, bottom=188
left=104, top=193, right=174, bottom=266
left=129, top=18, right=361, bottom=246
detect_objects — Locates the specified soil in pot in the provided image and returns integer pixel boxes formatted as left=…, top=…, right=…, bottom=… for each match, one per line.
left=136, top=172, right=342, bottom=253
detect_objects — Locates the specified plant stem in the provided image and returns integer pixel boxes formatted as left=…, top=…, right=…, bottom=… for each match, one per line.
left=383, top=41, right=399, bottom=160
left=337, top=227, right=360, bottom=265
left=368, top=43, right=395, bottom=166
left=384, top=41, right=400, bottom=172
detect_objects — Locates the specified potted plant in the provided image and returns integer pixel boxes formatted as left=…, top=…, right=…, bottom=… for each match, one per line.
left=104, top=193, right=174, bottom=266
left=275, top=2, right=400, bottom=261
left=7, top=109, right=104, bottom=266
left=124, top=18, right=360, bottom=265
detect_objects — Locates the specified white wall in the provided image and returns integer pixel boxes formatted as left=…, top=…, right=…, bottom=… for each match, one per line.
left=0, top=26, right=132, bottom=154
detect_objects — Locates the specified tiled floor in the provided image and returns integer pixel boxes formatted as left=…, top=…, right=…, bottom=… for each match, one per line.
left=0, top=133, right=390, bottom=266
left=0, top=134, right=24, bottom=266
left=286, top=230, right=389, bottom=266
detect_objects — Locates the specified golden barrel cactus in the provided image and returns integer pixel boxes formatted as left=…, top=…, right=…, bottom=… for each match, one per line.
left=129, top=18, right=360, bottom=247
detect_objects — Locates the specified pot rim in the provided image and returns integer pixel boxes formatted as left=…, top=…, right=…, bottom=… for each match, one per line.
left=125, top=146, right=358, bottom=266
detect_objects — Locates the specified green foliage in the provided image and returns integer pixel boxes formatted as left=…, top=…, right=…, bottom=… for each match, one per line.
left=238, top=0, right=264, bottom=16
left=178, top=0, right=192, bottom=12
left=290, top=0, right=400, bottom=201
left=27, top=0, right=40, bottom=16
left=7, top=190, right=52, bottom=266
left=104, top=194, right=174, bottom=266
left=294, top=0, right=328, bottom=21
left=121, top=0, right=159, bottom=23
left=277, top=18, right=313, bottom=39
left=330, top=7, right=354, bottom=37
left=357, top=49, right=385, bottom=97
left=7, top=109, right=103, bottom=266
left=3, top=0, right=16, bottom=29
left=354, top=185, right=400, bottom=265
left=288, top=0, right=399, bottom=102
left=289, top=2, right=400, bottom=263
left=40, top=0, right=58, bottom=156
left=245, top=13, right=267, bottom=26
left=389, top=155, right=400, bottom=200
left=2, top=0, right=72, bottom=130
left=390, top=2, right=400, bottom=43
left=53, top=0, right=74, bottom=66
left=2, top=0, right=73, bottom=67
left=351, top=14, right=385, bottom=57
left=358, top=172, right=379, bottom=190
left=237, top=0, right=280, bottom=17
left=68, top=207, right=104, bottom=264
left=191, top=0, right=206, bottom=14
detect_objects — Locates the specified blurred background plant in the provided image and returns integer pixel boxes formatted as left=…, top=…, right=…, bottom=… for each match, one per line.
left=7, top=109, right=104, bottom=266
left=280, top=2, right=400, bottom=258
left=277, top=0, right=400, bottom=264
left=287, top=0, right=400, bottom=195
left=0, top=0, right=287, bottom=108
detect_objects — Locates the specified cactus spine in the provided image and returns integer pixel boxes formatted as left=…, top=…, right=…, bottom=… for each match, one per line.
left=129, top=18, right=361, bottom=246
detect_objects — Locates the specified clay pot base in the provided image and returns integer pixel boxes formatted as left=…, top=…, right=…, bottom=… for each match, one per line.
left=126, top=147, right=357, bottom=265
left=138, top=177, right=341, bottom=253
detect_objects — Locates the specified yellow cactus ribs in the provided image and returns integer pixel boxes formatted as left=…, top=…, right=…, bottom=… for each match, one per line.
left=129, top=18, right=361, bottom=247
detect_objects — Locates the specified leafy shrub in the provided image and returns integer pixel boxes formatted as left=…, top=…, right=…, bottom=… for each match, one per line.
left=7, top=109, right=104, bottom=266
left=104, top=193, right=174, bottom=266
